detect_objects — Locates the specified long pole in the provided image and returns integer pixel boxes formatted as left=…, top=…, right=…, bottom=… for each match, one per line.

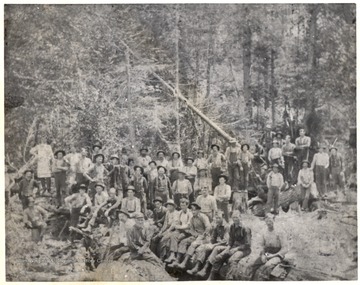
left=175, top=6, right=181, bottom=147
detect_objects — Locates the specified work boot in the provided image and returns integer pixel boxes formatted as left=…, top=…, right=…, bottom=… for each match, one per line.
left=197, top=262, right=211, bottom=278
left=177, top=255, right=190, bottom=269
left=168, top=254, right=183, bottom=268
left=186, top=261, right=201, bottom=275
left=165, top=252, right=176, bottom=263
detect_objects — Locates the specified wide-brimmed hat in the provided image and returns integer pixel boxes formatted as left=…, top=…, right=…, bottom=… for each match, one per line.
left=110, top=154, right=120, bottom=161
left=241, top=143, right=250, bottom=150
left=272, top=140, right=279, bottom=145
left=211, top=144, right=220, bottom=150
left=95, top=182, right=105, bottom=189
left=329, top=146, right=338, bottom=151
left=177, top=169, right=187, bottom=175
left=164, top=199, right=176, bottom=207
left=126, top=185, right=135, bottom=191
left=134, top=212, right=145, bottom=219
left=198, top=167, right=208, bottom=172
left=186, top=157, right=195, bottom=162
left=153, top=196, right=163, bottom=204
left=172, top=151, right=181, bottom=158
left=272, top=163, right=279, bottom=169
left=79, top=184, right=87, bottom=190
left=218, top=174, right=228, bottom=181
left=148, top=160, right=157, bottom=166
left=140, top=147, right=149, bottom=152
left=276, top=131, right=283, bottom=137
left=118, top=210, right=130, bottom=218
left=94, top=153, right=105, bottom=161
left=190, top=202, right=201, bottom=210
left=157, top=166, right=167, bottom=173
left=92, top=141, right=103, bottom=150
left=229, top=138, right=237, bottom=144
left=157, top=150, right=166, bottom=156
left=134, top=165, right=144, bottom=173
left=23, top=169, right=34, bottom=175
left=54, top=150, right=66, bottom=158
left=301, top=160, right=310, bottom=167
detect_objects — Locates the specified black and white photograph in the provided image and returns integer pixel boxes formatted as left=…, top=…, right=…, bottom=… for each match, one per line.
left=3, top=2, right=357, bottom=282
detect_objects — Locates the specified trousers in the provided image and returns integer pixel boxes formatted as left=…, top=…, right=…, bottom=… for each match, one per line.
left=228, top=163, right=240, bottom=191
left=315, top=165, right=327, bottom=196
left=54, top=172, right=67, bottom=206
left=267, top=186, right=280, bottom=211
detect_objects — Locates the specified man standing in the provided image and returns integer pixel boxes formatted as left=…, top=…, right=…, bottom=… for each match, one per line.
left=84, top=153, right=109, bottom=199
left=187, top=210, right=229, bottom=275
left=311, top=144, right=329, bottom=197
left=268, top=141, right=284, bottom=170
left=132, top=166, right=148, bottom=213
left=121, top=186, right=141, bottom=217
left=239, top=143, right=254, bottom=190
left=18, top=170, right=40, bottom=209
left=266, top=164, right=284, bottom=214
left=53, top=150, right=69, bottom=206
left=154, top=166, right=172, bottom=203
left=75, top=148, right=92, bottom=187
left=295, top=128, right=311, bottom=165
left=147, top=161, right=158, bottom=206
left=225, top=138, right=241, bottom=191
left=297, top=160, right=314, bottom=211
left=23, top=197, right=48, bottom=243
left=194, top=168, right=212, bottom=198
left=91, top=140, right=103, bottom=163
left=329, top=146, right=344, bottom=193
left=156, top=151, right=169, bottom=169
left=169, top=202, right=211, bottom=269
left=214, top=175, right=231, bottom=222
left=107, top=154, right=127, bottom=197
left=136, top=147, right=152, bottom=173
left=172, top=170, right=193, bottom=207
left=282, top=135, right=296, bottom=184
left=244, top=215, right=287, bottom=280
left=207, top=144, right=226, bottom=191
left=126, top=212, right=163, bottom=267
left=195, top=187, right=217, bottom=222
left=64, top=145, right=80, bottom=187
left=30, top=136, right=53, bottom=194
left=197, top=211, right=252, bottom=280
left=183, top=157, right=197, bottom=188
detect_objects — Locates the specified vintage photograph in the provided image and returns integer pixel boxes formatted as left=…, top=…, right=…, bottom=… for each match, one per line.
left=4, top=3, right=357, bottom=281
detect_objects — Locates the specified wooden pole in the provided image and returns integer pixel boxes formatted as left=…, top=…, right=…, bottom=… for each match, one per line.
left=175, top=6, right=181, bottom=148
left=126, top=49, right=136, bottom=149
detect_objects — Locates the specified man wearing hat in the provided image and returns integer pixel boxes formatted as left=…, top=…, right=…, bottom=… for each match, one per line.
left=154, top=199, right=177, bottom=260
left=23, top=197, right=48, bottom=243
left=18, top=170, right=40, bottom=209
left=146, top=161, right=158, bottom=207
left=169, top=151, right=184, bottom=184
left=329, top=146, right=344, bottom=193
left=156, top=150, right=169, bottom=169
left=121, top=186, right=141, bottom=217
left=172, top=169, right=193, bottom=207
left=132, top=165, right=148, bottom=213
left=225, top=138, right=242, bottom=191
left=196, top=187, right=217, bottom=222
left=207, top=144, right=226, bottom=191
left=107, top=154, right=127, bottom=196
left=214, top=175, right=231, bottom=222
left=136, top=147, right=152, bottom=173
left=311, top=144, right=329, bottom=197
left=152, top=197, right=167, bottom=230
left=282, top=135, right=296, bottom=185
left=266, top=164, right=284, bottom=214
left=268, top=141, right=284, bottom=170
left=183, top=157, right=197, bottom=188
left=297, top=160, right=314, bottom=211
left=74, top=147, right=92, bottom=187
left=274, top=131, right=285, bottom=147
left=91, top=140, right=103, bottom=163
left=194, top=168, right=212, bottom=199
left=84, top=153, right=109, bottom=200
left=295, top=128, right=311, bottom=166
left=53, top=150, right=69, bottom=206
left=126, top=212, right=163, bottom=266
left=239, top=143, right=254, bottom=190
left=194, top=149, right=208, bottom=170
left=168, top=202, right=211, bottom=269
left=154, top=166, right=172, bottom=204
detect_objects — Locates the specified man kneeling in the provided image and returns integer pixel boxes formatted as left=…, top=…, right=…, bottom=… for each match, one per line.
left=197, top=210, right=251, bottom=280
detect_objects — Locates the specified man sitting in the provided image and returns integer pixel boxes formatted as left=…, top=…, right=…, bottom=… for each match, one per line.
left=121, top=186, right=141, bottom=217
left=195, top=187, right=217, bottom=222
left=197, top=210, right=252, bottom=280
left=23, top=197, right=48, bottom=244
left=168, top=202, right=211, bottom=269
left=152, top=196, right=167, bottom=233
left=187, top=210, right=229, bottom=275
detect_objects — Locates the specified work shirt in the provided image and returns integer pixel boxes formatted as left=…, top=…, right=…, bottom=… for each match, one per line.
left=161, top=210, right=177, bottom=231
left=86, top=163, right=108, bottom=182
left=153, top=206, right=167, bottom=226
left=196, top=195, right=217, bottom=214
left=18, top=178, right=39, bottom=197
left=23, top=206, right=47, bottom=226
left=188, top=213, right=211, bottom=236
left=52, top=158, right=68, bottom=173
left=225, top=146, right=241, bottom=163
left=169, top=159, right=183, bottom=170
left=64, top=153, right=81, bottom=173
left=155, top=175, right=171, bottom=193
left=207, top=153, right=226, bottom=168
left=240, top=151, right=254, bottom=166
left=228, top=224, right=252, bottom=250
left=268, top=147, right=283, bottom=161
left=261, top=228, right=287, bottom=257
left=295, top=136, right=311, bottom=148
left=214, top=184, right=232, bottom=202
left=76, top=156, right=93, bottom=174
left=175, top=209, right=193, bottom=230
left=65, top=193, right=92, bottom=209
left=133, top=175, right=148, bottom=193
left=266, top=171, right=284, bottom=188
left=282, top=143, right=296, bottom=157
left=311, top=153, right=329, bottom=168
left=136, top=155, right=152, bottom=170
left=94, top=191, right=109, bottom=207
left=111, top=219, right=135, bottom=246
left=127, top=224, right=152, bottom=251
left=184, top=165, right=197, bottom=179
left=148, top=168, right=158, bottom=182
left=194, top=177, right=212, bottom=193
left=329, top=154, right=343, bottom=171
left=211, top=222, right=230, bottom=244
left=121, top=197, right=141, bottom=213
left=156, top=159, right=169, bottom=169
left=172, top=179, right=193, bottom=195
left=194, top=158, right=208, bottom=170
left=297, top=168, right=314, bottom=187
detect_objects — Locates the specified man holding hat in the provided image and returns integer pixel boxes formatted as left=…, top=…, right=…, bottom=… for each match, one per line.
left=172, top=169, right=193, bottom=207
left=121, top=186, right=141, bottom=217
left=156, top=150, right=169, bottom=169
left=297, top=160, right=314, bottom=210
left=225, top=138, right=242, bottom=191
left=207, top=144, right=226, bottom=191
left=329, top=146, right=344, bottom=193
left=18, top=170, right=40, bottom=209
left=23, top=196, right=48, bottom=243
left=168, top=202, right=211, bottom=269
left=214, top=174, right=231, bottom=222
left=126, top=212, right=163, bottom=267
left=53, top=149, right=69, bottom=206
left=154, top=166, right=172, bottom=203
left=311, top=144, right=329, bottom=197
left=196, top=187, right=217, bottom=222
left=266, top=164, right=284, bottom=214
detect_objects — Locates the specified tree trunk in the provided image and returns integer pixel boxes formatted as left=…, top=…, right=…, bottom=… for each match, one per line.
left=205, top=27, right=215, bottom=99
left=175, top=7, right=181, bottom=148
left=270, top=48, right=276, bottom=127
left=243, top=23, right=252, bottom=120
left=126, top=49, right=136, bottom=148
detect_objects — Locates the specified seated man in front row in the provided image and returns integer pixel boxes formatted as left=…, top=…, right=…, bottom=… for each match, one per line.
left=197, top=210, right=252, bottom=280
left=23, top=197, right=48, bottom=243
